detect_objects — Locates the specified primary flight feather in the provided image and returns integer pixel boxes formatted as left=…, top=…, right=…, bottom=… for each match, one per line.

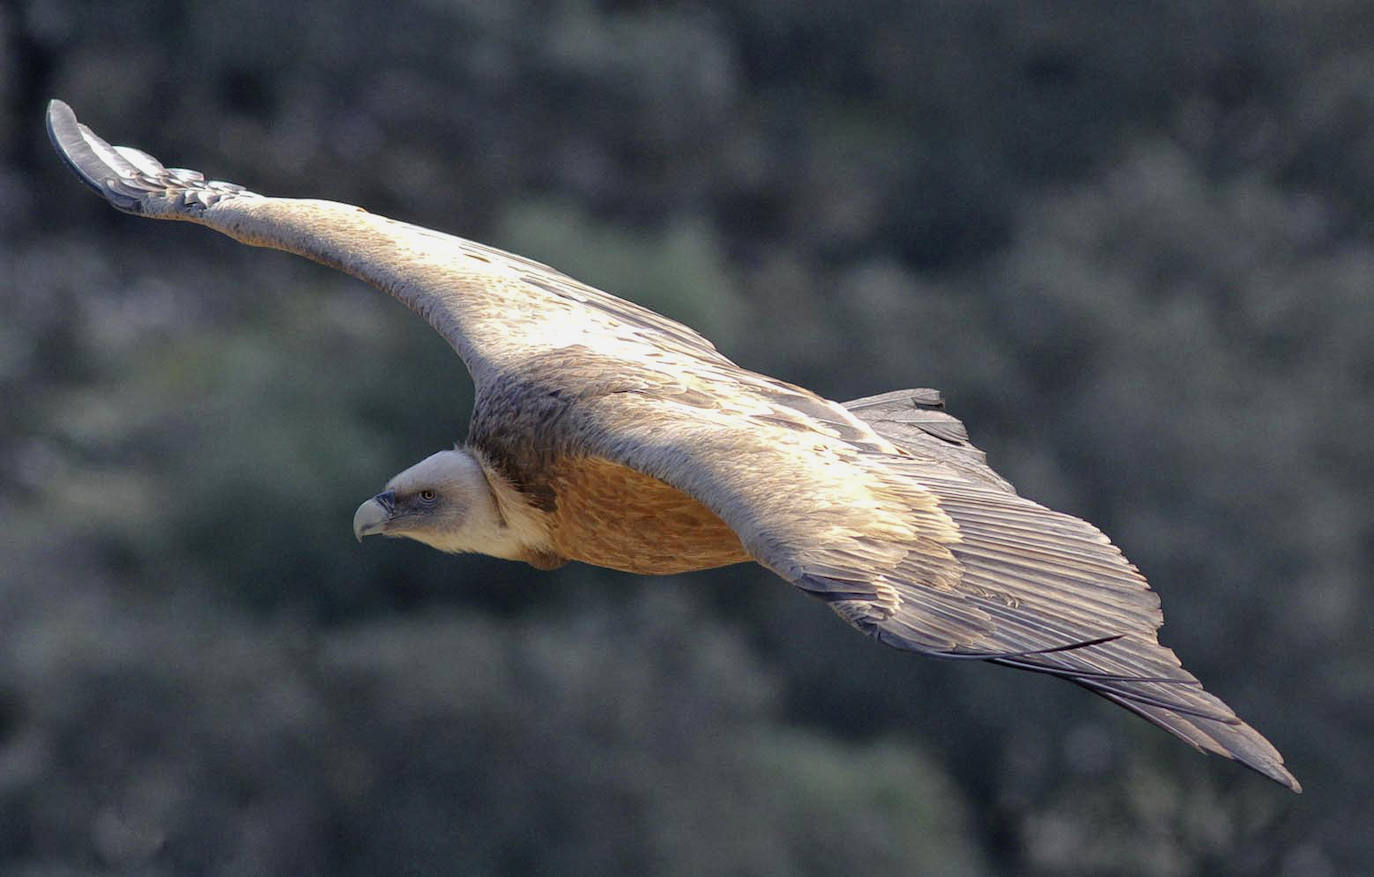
left=46, top=99, right=1300, bottom=792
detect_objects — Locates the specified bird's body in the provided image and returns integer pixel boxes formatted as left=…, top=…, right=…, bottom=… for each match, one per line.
left=46, top=100, right=1300, bottom=792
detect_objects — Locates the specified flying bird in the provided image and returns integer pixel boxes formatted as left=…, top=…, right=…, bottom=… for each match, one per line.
left=46, top=99, right=1300, bottom=792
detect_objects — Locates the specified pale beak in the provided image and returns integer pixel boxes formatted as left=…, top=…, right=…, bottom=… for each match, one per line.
left=353, top=490, right=396, bottom=541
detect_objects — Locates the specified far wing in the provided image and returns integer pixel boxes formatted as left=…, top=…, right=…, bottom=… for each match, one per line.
left=46, top=100, right=731, bottom=391
left=570, top=377, right=1299, bottom=791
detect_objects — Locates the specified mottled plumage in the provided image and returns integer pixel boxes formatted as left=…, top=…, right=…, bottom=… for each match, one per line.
left=47, top=100, right=1299, bottom=792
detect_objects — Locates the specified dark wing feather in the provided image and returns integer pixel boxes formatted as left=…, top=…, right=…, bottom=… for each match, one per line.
left=844, top=388, right=1014, bottom=492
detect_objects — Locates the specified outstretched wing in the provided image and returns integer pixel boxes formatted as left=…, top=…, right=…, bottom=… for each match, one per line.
left=46, top=100, right=731, bottom=392
left=562, top=376, right=1300, bottom=791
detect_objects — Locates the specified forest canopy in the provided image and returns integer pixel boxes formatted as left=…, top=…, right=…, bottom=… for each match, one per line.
left=3, top=1, right=1370, bottom=874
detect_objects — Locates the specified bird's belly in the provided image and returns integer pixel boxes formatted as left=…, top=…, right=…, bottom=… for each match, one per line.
left=547, top=456, right=751, bottom=575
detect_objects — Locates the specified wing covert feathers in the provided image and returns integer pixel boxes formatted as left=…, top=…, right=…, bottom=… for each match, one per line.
left=49, top=100, right=1297, bottom=791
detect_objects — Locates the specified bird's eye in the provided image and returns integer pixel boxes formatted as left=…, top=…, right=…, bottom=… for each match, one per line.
left=418, top=489, right=437, bottom=503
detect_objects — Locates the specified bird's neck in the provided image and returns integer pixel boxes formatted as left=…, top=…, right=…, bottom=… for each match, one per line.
left=467, top=449, right=566, bottom=569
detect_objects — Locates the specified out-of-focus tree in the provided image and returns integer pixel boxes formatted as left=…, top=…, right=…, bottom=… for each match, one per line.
left=2, top=0, right=1370, bottom=874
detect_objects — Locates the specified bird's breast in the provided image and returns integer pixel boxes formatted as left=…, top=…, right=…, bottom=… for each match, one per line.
left=545, top=455, right=751, bottom=575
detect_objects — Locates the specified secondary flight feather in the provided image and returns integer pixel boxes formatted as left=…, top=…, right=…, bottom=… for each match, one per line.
left=46, top=99, right=1300, bottom=792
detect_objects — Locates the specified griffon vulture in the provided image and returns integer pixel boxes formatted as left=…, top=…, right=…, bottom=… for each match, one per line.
left=46, top=99, right=1299, bottom=792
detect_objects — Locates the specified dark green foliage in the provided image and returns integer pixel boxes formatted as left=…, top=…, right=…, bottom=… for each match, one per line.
left=3, top=1, right=1371, bottom=873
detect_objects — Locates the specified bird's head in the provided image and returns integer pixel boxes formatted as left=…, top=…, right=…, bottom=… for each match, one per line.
left=352, top=448, right=517, bottom=557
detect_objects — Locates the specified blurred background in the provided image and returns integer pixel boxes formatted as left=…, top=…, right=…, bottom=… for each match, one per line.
left=2, top=1, right=1371, bottom=874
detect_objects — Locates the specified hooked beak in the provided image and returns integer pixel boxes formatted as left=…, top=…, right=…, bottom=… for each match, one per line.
left=353, top=490, right=396, bottom=542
